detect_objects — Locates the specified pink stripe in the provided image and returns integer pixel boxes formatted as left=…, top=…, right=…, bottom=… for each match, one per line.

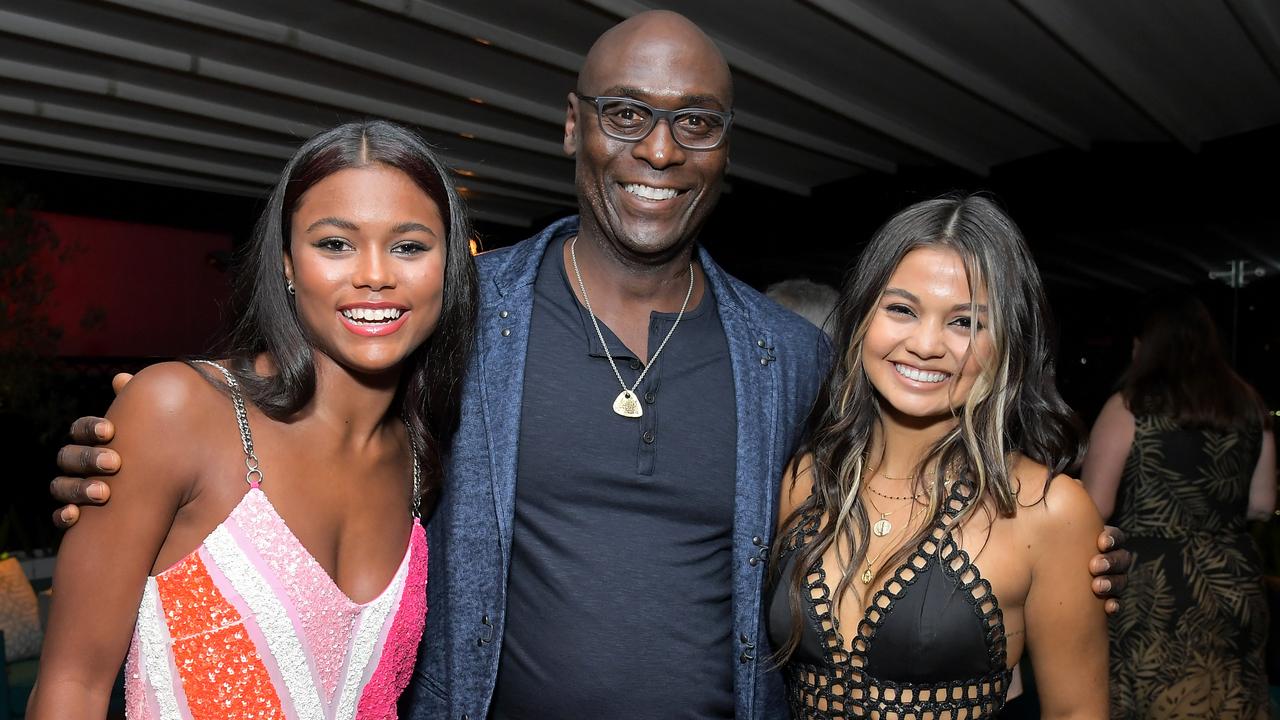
left=354, top=524, right=428, bottom=719
left=229, top=490, right=362, bottom=703
left=197, top=544, right=301, bottom=719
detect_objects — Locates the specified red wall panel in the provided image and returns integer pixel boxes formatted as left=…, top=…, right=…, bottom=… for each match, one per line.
left=37, top=212, right=234, bottom=357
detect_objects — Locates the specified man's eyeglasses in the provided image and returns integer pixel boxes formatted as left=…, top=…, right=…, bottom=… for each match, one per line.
left=574, top=92, right=733, bottom=151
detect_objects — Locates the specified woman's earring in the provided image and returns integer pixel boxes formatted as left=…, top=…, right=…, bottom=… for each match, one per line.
left=286, top=278, right=295, bottom=295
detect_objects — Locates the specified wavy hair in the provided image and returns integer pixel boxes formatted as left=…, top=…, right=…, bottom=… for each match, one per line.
left=771, top=193, right=1082, bottom=662
left=1122, top=294, right=1265, bottom=430
left=220, top=119, right=477, bottom=489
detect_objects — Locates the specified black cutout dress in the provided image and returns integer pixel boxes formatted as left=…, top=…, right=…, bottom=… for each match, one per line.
left=768, top=481, right=1011, bottom=719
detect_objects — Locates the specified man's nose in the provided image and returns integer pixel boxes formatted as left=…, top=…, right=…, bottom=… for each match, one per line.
left=632, top=118, right=687, bottom=170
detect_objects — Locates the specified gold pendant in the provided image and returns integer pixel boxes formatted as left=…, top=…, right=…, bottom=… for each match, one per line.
left=612, top=390, right=643, bottom=418
left=872, top=518, right=892, bottom=537
left=861, top=567, right=873, bottom=584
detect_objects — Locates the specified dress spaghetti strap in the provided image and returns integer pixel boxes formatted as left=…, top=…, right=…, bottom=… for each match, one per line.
left=189, top=359, right=265, bottom=489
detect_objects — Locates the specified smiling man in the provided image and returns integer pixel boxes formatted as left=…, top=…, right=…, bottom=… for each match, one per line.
left=50, top=10, right=1130, bottom=719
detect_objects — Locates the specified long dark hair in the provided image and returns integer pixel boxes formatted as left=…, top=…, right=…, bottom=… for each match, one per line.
left=222, top=119, right=477, bottom=487
left=771, top=193, right=1082, bottom=662
left=1122, top=294, right=1263, bottom=430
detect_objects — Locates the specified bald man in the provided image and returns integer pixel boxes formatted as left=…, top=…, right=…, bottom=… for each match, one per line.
left=51, top=11, right=1129, bottom=719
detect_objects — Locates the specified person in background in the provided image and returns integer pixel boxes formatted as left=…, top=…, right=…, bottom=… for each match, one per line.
left=766, top=278, right=840, bottom=337
left=1083, top=293, right=1275, bottom=719
left=769, top=194, right=1109, bottom=718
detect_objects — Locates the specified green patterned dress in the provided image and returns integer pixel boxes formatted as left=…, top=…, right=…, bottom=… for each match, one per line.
left=1109, top=415, right=1268, bottom=719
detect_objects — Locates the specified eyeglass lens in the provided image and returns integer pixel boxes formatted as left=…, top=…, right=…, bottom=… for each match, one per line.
left=595, top=98, right=727, bottom=149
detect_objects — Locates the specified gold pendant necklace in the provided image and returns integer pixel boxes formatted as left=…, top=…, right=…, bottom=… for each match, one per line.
left=570, top=237, right=694, bottom=419
left=861, top=496, right=917, bottom=584
left=865, top=494, right=894, bottom=537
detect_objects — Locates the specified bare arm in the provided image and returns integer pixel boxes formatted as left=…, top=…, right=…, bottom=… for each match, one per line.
left=1247, top=429, right=1276, bottom=522
left=776, top=454, right=817, bottom=529
left=1082, top=393, right=1135, bottom=521
left=1025, top=475, right=1110, bottom=719
left=49, top=373, right=134, bottom=528
left=29, top=365, right=199, bottom=719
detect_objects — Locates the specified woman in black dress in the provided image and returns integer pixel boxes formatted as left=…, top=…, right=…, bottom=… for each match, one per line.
left=769, top=194, right=1109, bottom=719
left=1083, top=295, right=1275, bottom=719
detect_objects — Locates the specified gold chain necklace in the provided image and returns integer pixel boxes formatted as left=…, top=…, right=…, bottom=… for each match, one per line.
left=861, top=499, right=917, bottom=584
left=864, top=493, right=898, bottom=537
left=569, top=236, right=693, bottom=418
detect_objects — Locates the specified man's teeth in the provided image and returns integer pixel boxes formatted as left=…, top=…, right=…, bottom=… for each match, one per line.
left=624, top=183, right=679, bottom=201
left=342, top=307, right=402, bottom=323
left=893, top=363, right=948, bottom=383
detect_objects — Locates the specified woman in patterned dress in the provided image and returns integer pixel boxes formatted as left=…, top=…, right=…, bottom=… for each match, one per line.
left=1083, top=294, right=1275, bottom=719
left=29, top=120, right=477, bottom=719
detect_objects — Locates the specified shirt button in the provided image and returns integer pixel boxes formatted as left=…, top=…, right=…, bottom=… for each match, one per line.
left=501, top=328, right=511, bottom=337
left=499, top=310, right=509, bottom=318
left=630, top=359, right=642, bottom=370
left=644, top=391, right=655, bottom=404
left=748, top=556, right=759, bottom=566
left=642, top=430, right=655, bottom=444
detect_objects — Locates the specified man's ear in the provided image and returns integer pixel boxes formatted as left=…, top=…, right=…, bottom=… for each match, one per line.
left=283, top=252, right=294, bottom=287
left=564, top=91, right=579, bottom=157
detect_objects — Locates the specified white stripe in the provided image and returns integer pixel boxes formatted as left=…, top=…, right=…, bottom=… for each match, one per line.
left=332, top=550, right=410, bottom=720
left=205, top=525, right=326, bottom=720
left=135, top=579, right=183, bottom=720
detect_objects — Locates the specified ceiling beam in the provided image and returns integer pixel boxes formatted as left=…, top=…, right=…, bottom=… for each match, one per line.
left=350, top=0, right=895, bottom=173
left=0, top=120, right=279, bottom=184
left=0, top=83, right=580, bottom=200
left=1225, top=0, right=1280, bottom=86
left=1055, top=233, right=1196, bottom=284
left=803, top=0, right=1089, bottom=149
left=100, top=0, right=566, bottom=125
left=0, top=8, right=565, bottom=156
left=352, top=0, right=585, bottom=69
left=1036, top=252, right=1146, bottom=292
left=1010, top=0, right=1201, bottom=151
left=0, top=142, right=267, bottom=197
left=578, top=0, right=990, bottom=173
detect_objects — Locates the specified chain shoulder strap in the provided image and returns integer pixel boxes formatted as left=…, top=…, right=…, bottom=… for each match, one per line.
left=190, top=360, right=264, bottom=488
left=403, top=419, right=423, bottom=519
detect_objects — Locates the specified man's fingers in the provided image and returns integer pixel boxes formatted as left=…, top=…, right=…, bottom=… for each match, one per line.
left=56, top=445, right=120, bottom=475
left=1099, top=524, right=1126, bottom=552
left=52, top=504, right=80, bottom=530
left=1101, top=547, right=1132, bottom=575
left=49, top=476, right=111, bottom=505
left=1104, top=598, right=1121, bottom=615
left=111, top=372, right=134, bottom=396
left=69, top=416, right=113, bottom=444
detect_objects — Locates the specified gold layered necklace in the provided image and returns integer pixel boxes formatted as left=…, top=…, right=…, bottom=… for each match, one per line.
left=860, top=497, right=917, bottom=584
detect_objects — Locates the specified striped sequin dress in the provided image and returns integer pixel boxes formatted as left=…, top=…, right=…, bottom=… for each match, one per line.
left=124, top=362, right=428, bottom=719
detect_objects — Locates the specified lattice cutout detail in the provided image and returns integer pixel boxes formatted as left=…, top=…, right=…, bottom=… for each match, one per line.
left=779, top=480, right=1013, bottom=718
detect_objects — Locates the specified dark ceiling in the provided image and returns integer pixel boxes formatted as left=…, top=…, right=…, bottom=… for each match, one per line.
left=0, top=0, right=1277, bottom=297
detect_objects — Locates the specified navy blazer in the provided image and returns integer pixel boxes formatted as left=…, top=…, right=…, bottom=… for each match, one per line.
left=408, top=216, right=830, bottom=720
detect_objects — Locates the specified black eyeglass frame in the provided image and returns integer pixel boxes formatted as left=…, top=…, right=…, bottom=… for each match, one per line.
left=573, top=91, right=734, bottom=151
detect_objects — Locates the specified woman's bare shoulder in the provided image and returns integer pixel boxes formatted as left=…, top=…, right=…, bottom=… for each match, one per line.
left=1010, top=455, right=1101, bottom=530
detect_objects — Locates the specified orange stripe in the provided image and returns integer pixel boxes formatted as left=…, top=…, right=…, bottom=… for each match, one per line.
left=156, top=553, right=286, bottom=718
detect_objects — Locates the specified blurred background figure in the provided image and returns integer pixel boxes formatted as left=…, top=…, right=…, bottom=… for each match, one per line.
left=765, top=278, right=839, bottom=338
left=1083, top=293, right=1276, bottom=718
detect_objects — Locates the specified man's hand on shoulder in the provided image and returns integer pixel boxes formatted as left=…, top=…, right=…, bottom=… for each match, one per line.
left=50, top=372, right=134, bottom=528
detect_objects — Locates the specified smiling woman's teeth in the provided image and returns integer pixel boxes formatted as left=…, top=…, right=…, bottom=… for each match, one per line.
left=342, top=307, right=402, bottom=324
left=893, top=363, right=948, bottom=383
left=624, top=183, right=678, bottom=201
